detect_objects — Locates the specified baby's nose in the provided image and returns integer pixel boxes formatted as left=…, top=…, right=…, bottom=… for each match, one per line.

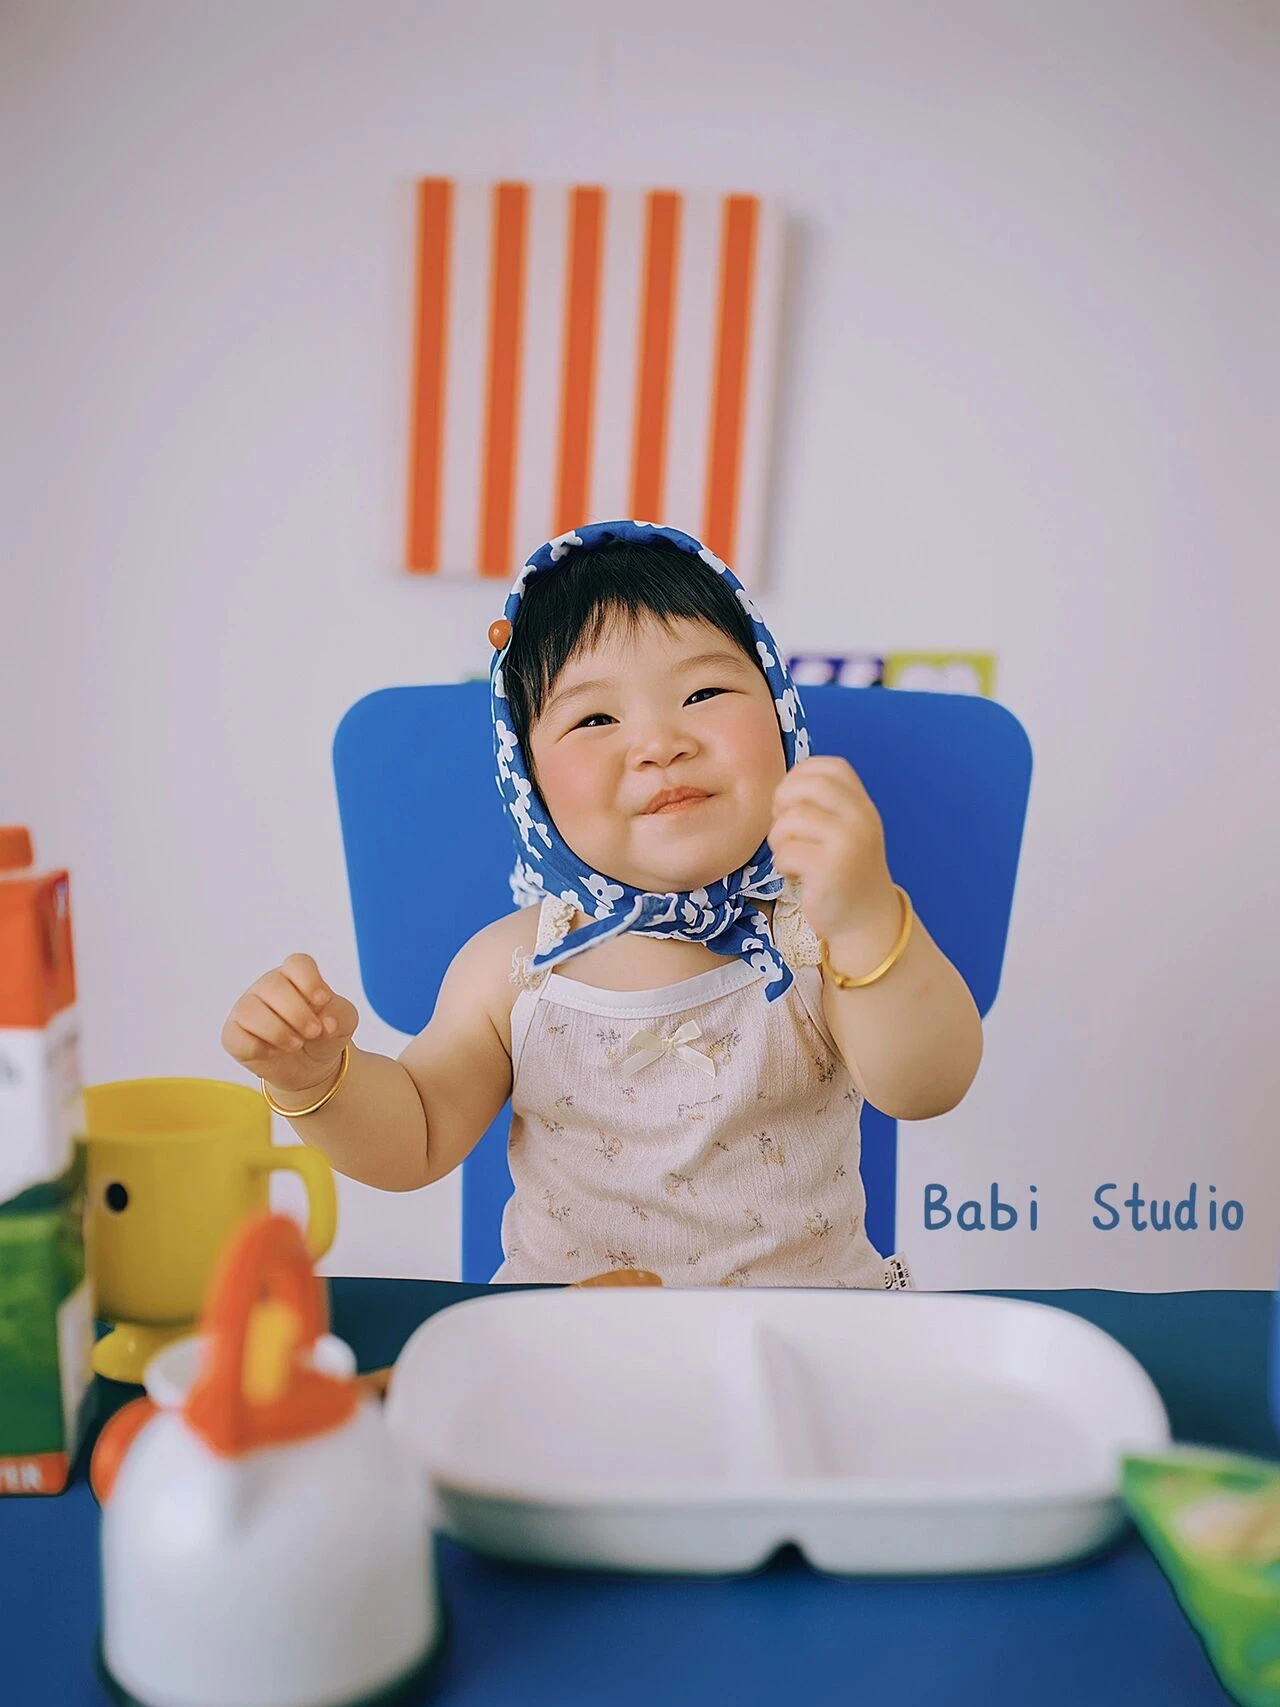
left=631, top=721, right=697, bottom=764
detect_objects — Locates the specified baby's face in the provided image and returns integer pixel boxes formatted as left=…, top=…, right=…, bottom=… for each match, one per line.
left=527, top=615, right=786, bottom=894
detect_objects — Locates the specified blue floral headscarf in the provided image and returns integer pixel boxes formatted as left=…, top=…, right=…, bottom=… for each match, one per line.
left=490, top=520, right=811, bottom=1000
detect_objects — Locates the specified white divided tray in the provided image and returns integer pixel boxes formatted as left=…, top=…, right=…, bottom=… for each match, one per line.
left=384, top=1287, right=1171, bottom=1577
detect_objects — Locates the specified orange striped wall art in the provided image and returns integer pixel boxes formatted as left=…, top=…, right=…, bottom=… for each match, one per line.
left=405, top=180, right=785, bottom=582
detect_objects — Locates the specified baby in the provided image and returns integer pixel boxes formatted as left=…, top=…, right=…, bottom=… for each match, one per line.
left=222, top=522, right=982, bottom=1287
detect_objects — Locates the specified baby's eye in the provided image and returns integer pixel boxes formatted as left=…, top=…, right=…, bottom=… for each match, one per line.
left=685, top=687, right=728, bottom=705
left=574, top=712, right=616, bottom=729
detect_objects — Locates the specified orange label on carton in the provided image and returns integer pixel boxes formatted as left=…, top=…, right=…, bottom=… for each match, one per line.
left=0, top=873, right=76, bottom=1028
left=0, top=1453, right=71, bottom=1495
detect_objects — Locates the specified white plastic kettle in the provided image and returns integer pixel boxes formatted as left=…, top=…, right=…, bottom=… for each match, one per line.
left=92, top=1212, right=439, bottom=1707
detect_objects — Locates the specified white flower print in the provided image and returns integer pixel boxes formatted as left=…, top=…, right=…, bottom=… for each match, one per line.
left=756, top=639, right=776, bottom=670
left=645, top=894, right=681, bottom=926
left=495, top=718, right=518, bottom=779
left=774, top=687, right=799, bottom=734
left=734, top=587, right=762, bottom=621
left=511, top=776, right=551, bottom=853
left=548, top=530, right=583, bottom=562
left=510, top=858, right=544, bottom=908
left=684, top=891, right=716, bottom=929
left=584, top=873, right=624, bottom=914
left=793, top=726, right=811, bottom=762
left=698, top=547, right=729, bottom=575
left=492, top=665, right=506, bottom=699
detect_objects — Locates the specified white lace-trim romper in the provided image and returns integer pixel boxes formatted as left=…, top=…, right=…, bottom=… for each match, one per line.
left=493, top=882, right=913, bottom=1290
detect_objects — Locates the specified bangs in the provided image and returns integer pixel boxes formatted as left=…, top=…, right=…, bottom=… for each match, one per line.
left=503, top=536, right=761, bottom=753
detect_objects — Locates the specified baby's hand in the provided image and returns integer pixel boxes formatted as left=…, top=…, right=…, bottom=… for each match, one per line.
left=221, top=954, right=360, bottom=1095
left=768, top=757, right=898, bottom=945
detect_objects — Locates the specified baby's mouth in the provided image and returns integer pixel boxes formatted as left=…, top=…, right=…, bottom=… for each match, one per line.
left=643, top=788, right=713, bottom=815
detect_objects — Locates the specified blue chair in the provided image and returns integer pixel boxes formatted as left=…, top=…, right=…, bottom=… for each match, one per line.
left=333, top=681, right=1033, bottom=1281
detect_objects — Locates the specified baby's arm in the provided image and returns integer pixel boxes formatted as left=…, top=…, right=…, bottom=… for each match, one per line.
left=820, top=900, right=983, bottom=1121
left=253, top=926, right=514, bottom=1192
left=770, top=755, right=983, bottom=1121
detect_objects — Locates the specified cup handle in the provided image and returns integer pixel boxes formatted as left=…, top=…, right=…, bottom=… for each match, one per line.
left=259, top=1146, right=338, bottom=1260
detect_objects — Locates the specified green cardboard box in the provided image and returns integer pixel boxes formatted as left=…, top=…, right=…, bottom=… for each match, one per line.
left=0, top=1155, right=93, bottom=1494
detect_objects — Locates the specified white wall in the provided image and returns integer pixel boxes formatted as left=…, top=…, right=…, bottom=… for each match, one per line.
left=3, top=0, right=1276, bottom=1288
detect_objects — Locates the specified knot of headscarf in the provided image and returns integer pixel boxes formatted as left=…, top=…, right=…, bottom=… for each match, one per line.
left=490, top=520, right=810, bottom=1000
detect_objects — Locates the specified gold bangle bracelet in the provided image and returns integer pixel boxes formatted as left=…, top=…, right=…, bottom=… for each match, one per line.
left=820, top=887, right=914, bottom=990
left=261, top=1044, right=350, bottom=1118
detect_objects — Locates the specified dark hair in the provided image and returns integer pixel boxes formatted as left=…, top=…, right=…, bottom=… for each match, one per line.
left=503, top=535, right=764, bottom=757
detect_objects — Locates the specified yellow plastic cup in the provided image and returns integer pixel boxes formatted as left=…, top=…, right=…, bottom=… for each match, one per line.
left=82, top=1079, right=337, bottom=1382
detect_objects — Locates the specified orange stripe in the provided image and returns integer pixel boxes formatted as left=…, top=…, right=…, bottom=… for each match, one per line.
left=553, top=186, right=606, bottom=537
left=702, top=195, right=759, bottom=565
left=478, top=182, right=530, bottom=577
left=405, top=179, right=452, bottom=574
left=629, top=190, right=682, bottom=521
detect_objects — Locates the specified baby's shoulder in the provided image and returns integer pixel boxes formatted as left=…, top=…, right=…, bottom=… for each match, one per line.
left=478, top=903, right=541, bottom=962
left=452, top=905, right=541, bottom=1008
left=430, top=907, right=541, bottom=1053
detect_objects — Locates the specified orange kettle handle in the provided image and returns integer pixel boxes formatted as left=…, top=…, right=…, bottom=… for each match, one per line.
left=184, top=1211, right=355, bottom=1458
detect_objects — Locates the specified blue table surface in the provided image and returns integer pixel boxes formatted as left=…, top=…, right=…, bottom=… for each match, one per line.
left=3, top=1283, right=1274, bottom=1707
